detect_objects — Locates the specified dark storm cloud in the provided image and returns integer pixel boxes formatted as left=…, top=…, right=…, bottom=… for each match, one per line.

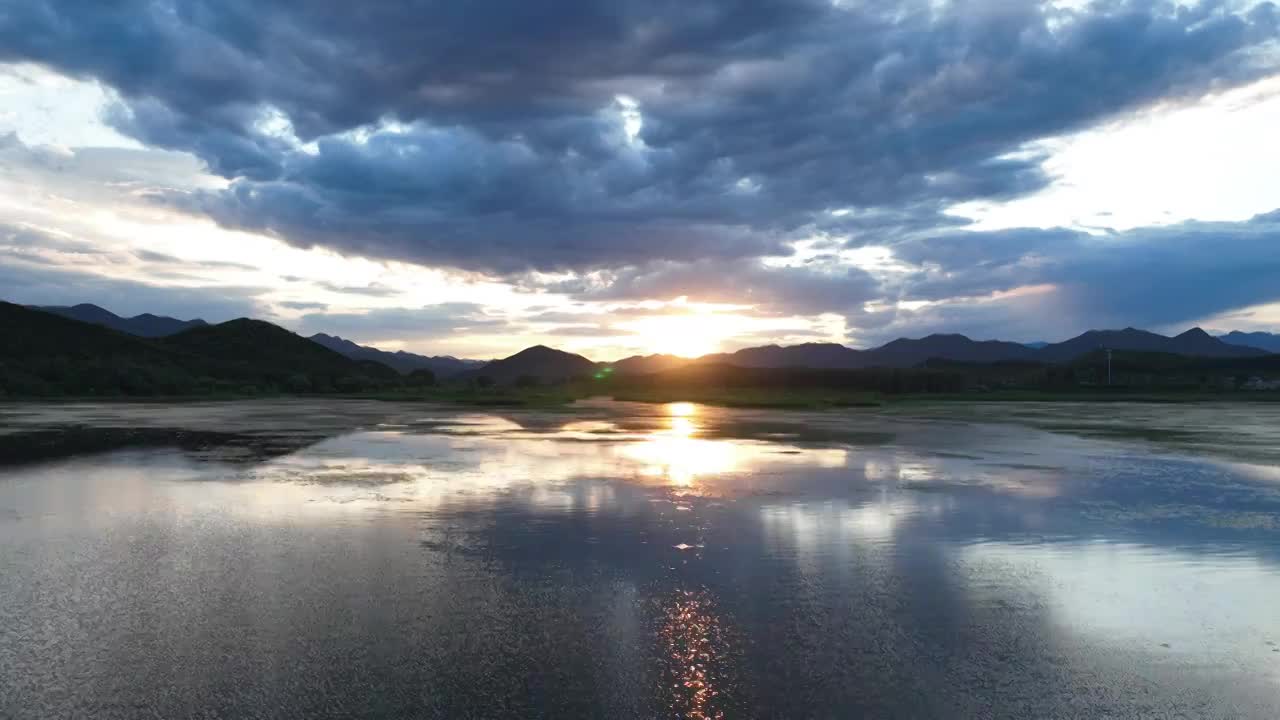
left=3, top=1, right=1276, bottom=274
left=106, top=98, right=288, bottom=180
left=0, top=0, right=828, bottom=140
left=890, top=210, right=1280, bottom=331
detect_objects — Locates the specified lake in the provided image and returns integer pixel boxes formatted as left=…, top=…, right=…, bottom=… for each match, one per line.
left=2, top=399, right=1279, bottom=718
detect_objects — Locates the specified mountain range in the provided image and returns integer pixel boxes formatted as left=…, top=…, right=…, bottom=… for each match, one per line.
left=1219, top=331, right=1280, bottom=353
left=628, top=328, right=1264, bottom=375
left=0, top=302, right=397, bottom=397
left=1034, top=327, right=1261, bottom=363
left=309, top=333, right=483, bottom=378
left=9, top=301, right=1279, bottom=388
left=39, top=304, right=209, bottom=337
left=475, top=327, right=1270, bottom=384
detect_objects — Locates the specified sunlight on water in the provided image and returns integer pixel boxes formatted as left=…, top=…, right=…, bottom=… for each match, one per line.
left=621, top=403, right=741, bottom=489
left=3, top=399, right=1280, bottom=718
left=616, top=401, right=849, bottom=494
left=658, top=588, right=733, bottom=720
left=669, top=401, right=697, bottom=418
left=963, top=540, right=1280, bottom=657
left=236, top=400, right=852, bottom=506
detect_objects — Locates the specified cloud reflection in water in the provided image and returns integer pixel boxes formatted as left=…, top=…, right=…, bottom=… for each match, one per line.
left=5, top=400, right=1280, bottom=717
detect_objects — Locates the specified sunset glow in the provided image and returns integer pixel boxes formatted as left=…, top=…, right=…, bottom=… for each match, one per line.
left=616, top=314, right=746, bottom=358
left=0, top=2, right=1277, bottom=357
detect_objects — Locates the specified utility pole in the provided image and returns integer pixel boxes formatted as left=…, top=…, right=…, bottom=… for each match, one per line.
left=1106, top=349, right=1113, bottom=386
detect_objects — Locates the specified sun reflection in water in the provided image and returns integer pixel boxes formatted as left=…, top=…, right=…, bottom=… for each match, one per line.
left=669, top=402, right=696, bottom=418
left=658, top=588, right=732, bottom=720
left=613, top=402, right=850, bottom=496
left=621, top=403, right=742, bottom=491
left=246, top=403, right=849, bottom=509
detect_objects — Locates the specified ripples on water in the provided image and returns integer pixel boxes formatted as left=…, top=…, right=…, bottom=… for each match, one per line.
left=1, top=399, right=1279, bottom=718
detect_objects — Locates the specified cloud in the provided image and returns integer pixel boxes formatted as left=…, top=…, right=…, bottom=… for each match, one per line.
left=279, top=301, right=328, bottom=311
left=133, top=249, right=257, bottom=272
left=295, top=303, right=512, bottom=341
left=880, top=209, right=1280, bottom=338
left=0, top=131, right=215, bottom=201
left=851, top=287, right=1073, bottom=346
left=539, top=324, right=619, bottom=338
left=3, top=1, right=1275, bottom=274
left=534, top=205, right=1280, bottom=344
left=313, top=281, right=401, bottom=297
left=0, top=222, right=112, bottom=262
left=547, top=258, right=882, bottom=316
left=524, top=310, right=603, bottom=324
left=0, top=253, right=266, bottom=322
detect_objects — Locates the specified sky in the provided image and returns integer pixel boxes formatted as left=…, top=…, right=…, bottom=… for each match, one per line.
left=0, top=0, right=1278, bottom=361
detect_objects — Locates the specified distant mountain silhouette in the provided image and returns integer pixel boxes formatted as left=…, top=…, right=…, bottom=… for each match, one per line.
left=676, top=328, right=1269, bottom=372
left=1219, top=331, right=1280, bottom=353
left=464, top=345, right=596, bottom=385
left=12, top=299, right=1278, bottom=387
left=860, top=334, right=1038, bottom=367
left=702, top=342, right=862, bottom=368
left=697, top=337, right=1036, bottom=369
left=310, top=333, right=482, bottom=377
left=1036, top=327, right=1267, bottom=363
left=0, top=303, right=397, bottom=396
left=1023, top=341, right=1050, bottom=349
left=605, top=354, right=693, bottom=375
left=632, top=349, right=1280, bottom=396
left=38, top=303, right=207, bottom=337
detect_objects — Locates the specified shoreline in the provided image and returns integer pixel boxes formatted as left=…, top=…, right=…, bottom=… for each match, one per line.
left=3, top=388, right=1280, bottom=410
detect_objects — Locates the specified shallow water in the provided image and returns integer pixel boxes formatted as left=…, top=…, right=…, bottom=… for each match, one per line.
left=2, top=399, right=1279, bottom=718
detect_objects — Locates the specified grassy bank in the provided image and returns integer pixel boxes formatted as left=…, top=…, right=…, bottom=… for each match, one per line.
left=5, top=385, right=1278, bottom=409
left=356, top=384, right=1280, bottom=409
left=881, top=389, right=1280, bottom=404
left=605, top=387, right=883, bottom=409
left=346, top=385, right=587, bottom=407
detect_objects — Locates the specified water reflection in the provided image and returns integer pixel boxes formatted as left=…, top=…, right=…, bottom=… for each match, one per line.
left=658, top=588, right=733, bottom=720
left=225, top=401, right=853, bottom=508
left=622, top=403, right=739, bottom=490
left=615, top=402, right=848, bottom=496
left=3, top=400, right=1280, bottom=718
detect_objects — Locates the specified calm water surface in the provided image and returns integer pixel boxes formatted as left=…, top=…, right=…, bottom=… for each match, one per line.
left=2, top=399, right=1279, bottom=718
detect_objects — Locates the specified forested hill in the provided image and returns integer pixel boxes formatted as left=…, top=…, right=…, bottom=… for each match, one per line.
left=0, top=302, right=399, bottom=397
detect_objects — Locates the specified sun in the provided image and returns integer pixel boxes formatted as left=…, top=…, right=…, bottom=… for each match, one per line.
left=620, top=313, right=737, bottom=357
